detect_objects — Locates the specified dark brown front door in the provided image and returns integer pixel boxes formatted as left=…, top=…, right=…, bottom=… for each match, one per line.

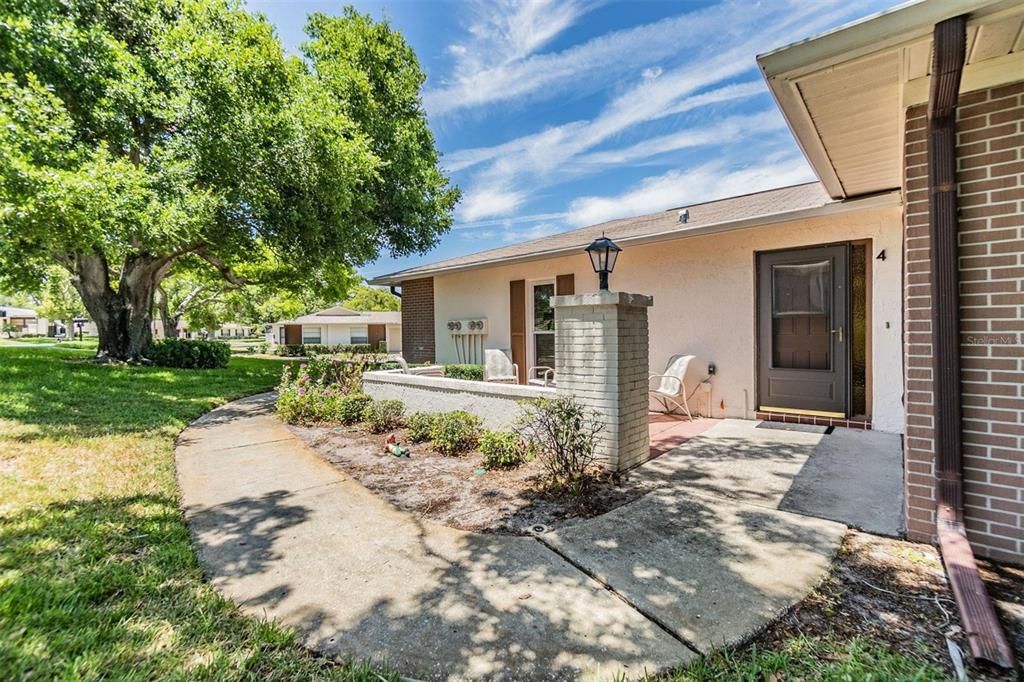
left=757, top=244, right=849, bottom=416
left=368, top=324, right=386, bottom=351
left=284, top=324, right=302, bottom=345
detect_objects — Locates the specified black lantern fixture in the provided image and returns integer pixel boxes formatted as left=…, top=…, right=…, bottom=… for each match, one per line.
left=584, top=233, right=622, bottom=291
left=72, top=316, right=87, bottom=342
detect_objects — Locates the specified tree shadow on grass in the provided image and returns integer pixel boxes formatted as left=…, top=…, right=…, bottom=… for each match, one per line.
left=0, top=492, right=380, bottom=680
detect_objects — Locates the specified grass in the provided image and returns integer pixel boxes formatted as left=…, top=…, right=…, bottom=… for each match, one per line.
left=0, top=346, right=396, bottom=680
left=662, top=637, right=946, bottom=681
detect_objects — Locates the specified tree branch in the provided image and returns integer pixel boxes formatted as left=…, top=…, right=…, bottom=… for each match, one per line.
left=197, top=249, right=247, bottom=287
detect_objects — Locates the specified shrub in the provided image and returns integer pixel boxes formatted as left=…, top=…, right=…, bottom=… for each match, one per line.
left=479, top=430, right=531, bottom=469
left=338, top=393, right=372, bottom=425
left=444, top=364, right=483, bottom=381
left=147, top=339, right=231, bottom=369
left=406, top=412, right=437, bottom=443
left=303, top=355, right=365, bottom=393
left=363, top=399, right=404, bottom=433
left=429, top=410, right=482, bottom=456
left=517, top=397, right=603, bottom=496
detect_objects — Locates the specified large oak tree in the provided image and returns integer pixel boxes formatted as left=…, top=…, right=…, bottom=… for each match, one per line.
left=0, top=0, right=457, bottom=359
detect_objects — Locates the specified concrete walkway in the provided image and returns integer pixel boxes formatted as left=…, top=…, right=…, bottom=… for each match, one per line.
left=176, top=395, right=846, bottom=680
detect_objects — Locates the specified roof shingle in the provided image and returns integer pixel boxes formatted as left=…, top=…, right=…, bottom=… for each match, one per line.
left=371, top=182, right=833, bottom=284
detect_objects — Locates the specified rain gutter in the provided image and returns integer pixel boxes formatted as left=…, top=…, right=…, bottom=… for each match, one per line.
left=927, top=14, right=1015, bottom=670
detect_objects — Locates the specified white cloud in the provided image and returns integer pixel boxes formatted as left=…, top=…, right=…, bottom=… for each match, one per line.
left=444, top=1, right=858, bottom=227
left=428, top=0, right=593, bottom=116
left=425, top=0, right=761, bottom=117
left=456, top=186, right=527, bottom=222
left=567, top=154, right=816, bottom=226
left=574, top=109, right=786, bottom=167
left=453, top=211, right=568, bottom=230
left=642, top=66, right=663, bottom=80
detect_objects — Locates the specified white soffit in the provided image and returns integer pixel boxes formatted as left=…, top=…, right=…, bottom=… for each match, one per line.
left=760, top=0, right=1024, bottom=199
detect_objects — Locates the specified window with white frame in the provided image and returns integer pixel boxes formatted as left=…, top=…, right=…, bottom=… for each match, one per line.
left=302, top=326, right=322, bottom=344
left=349, top=325, right=368, bottom=345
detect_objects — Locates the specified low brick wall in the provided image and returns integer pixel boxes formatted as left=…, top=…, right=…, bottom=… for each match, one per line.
left=362, top=370, right=555, bottom=429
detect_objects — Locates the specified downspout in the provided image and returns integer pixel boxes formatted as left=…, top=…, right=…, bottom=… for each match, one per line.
left=927, top=15, right=1015, bottom=670
left=390, top=285, right=402, bottom=299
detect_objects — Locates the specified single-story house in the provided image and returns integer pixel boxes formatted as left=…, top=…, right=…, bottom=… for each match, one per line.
left=372, top=0, right=1024, bottom=574
left=270, top=306, right=402, bottom=352
left=0, top=306, right=40, bottom=336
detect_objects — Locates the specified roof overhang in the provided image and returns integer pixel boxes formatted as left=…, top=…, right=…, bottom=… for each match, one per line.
left=759, top=0, right=1024, bottom=199
left=369, top=190, right=901, bottom=286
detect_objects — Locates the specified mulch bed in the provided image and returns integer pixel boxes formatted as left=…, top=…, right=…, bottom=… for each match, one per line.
left=752, top=530, right=1024, bottom=679
left=288, top=423, right=648, bottom=534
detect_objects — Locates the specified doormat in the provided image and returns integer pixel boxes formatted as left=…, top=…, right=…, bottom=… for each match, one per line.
left=756, top=421, right=832, bottom=434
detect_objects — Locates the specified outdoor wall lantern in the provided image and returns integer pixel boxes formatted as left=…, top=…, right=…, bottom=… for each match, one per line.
left=72, top=316, right=87, bottom=341
left=585, top=233, right=622, bottom=291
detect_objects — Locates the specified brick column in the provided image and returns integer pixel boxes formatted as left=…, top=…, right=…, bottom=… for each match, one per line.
left=551, top=291, right=653, bottom=472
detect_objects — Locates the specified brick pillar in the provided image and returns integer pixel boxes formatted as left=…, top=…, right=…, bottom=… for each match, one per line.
left=400, top=277, right=435, bottom=364
left=552, top=291, right=653, bottom=472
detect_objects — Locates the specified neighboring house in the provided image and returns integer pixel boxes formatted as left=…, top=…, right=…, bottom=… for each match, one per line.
left=270, top=306, right=402, bottom=352
left=210, top=322, right=257, bottom=339
left=0, top=306, right=40, bottom=336
left=372, top=0, right=1024, bottom=565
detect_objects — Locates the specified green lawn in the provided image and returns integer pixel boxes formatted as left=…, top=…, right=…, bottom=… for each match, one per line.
left=0, top=346, right=393, bottom=680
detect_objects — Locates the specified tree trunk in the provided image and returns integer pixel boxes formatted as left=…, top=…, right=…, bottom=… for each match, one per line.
left=72, top=251, right=166, bottom=361
left=155, top=287, right=180, bottom=340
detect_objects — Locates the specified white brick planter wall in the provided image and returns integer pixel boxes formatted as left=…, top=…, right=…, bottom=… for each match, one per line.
left=363, top=370, right=555, bottom=429
left=552, top=291, right=653, bottom=471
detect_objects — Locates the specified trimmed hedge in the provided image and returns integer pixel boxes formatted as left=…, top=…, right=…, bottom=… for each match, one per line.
left=147, top=339, right=231, bottom=369
left=275, top=343, right=374, bottom=357
left=444, top=364, right=483, bottom=381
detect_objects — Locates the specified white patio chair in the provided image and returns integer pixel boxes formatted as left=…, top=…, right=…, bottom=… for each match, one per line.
left=527, top=365, right=556, bottom=387
left=484, top=349, right=519, bottom=383
left=649, top=354, right=700, bottom=419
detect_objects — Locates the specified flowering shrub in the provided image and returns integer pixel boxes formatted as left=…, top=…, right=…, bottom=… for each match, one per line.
left=275, top=363, right=368, bottom=425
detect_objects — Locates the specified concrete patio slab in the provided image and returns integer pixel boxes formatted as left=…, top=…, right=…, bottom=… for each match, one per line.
left=541, top=489, right=846, bottom=652
left=632, top=418, right=904, bottom=536
left=778, top=427, right=904, bottom=536
left=177, top=394, right=693, bottom=681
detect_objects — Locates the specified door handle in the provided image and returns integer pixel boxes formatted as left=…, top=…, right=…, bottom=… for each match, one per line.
left=831, top=326, right=844, bottom=344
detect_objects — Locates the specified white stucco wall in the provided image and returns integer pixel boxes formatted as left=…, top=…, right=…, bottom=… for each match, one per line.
left=269, top=322, right=401, bottom=352
left=363, top=370, right=554, bottom=429
left=431, top=205, right=905, bottom=433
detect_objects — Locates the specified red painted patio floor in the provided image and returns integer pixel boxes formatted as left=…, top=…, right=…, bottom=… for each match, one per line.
left=649, top=413, right=719, bottom=457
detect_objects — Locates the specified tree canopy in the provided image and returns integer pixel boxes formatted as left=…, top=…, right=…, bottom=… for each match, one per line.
left=0, top=0, right=457, bottom=358
left=343, top=285, right=400, bottom=312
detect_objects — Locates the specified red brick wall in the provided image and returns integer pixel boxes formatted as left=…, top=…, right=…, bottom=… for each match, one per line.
left=400, top=277, right=435, bottom=364
left=903, top=82, right=1024, bottom=564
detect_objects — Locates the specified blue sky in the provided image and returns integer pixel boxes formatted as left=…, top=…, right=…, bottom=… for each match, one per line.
left=246, top=0, right=893, bottom=279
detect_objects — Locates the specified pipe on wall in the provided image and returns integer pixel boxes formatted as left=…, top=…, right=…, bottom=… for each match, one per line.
left=927, top=14, right=1014, bottom=670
